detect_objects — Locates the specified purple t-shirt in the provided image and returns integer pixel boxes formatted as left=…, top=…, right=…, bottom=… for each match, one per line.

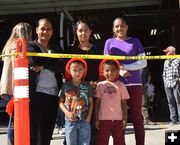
left=104, top=37, right=145, bottom=85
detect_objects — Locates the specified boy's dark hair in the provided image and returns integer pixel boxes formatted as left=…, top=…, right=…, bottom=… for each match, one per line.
left=102, top=60, right=119, bottom=70
left=70, top=60, right=85, bottom=68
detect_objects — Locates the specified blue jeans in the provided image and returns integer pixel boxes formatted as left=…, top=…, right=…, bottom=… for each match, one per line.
left=7, top=115, right=14, bottom=145
left=65, top=120, right=91, bottom=145
left=164, top=83, right=180, bottom=122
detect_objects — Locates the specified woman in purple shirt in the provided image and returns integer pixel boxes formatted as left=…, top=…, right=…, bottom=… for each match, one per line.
left=104, top=17, right=147, bottom=145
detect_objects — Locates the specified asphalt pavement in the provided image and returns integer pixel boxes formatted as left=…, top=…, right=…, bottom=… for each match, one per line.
left=1, top=122, right=180, bottom=145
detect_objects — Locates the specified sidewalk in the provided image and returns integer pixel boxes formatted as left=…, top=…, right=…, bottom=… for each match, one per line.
left=1, top=122, right=180, bottom=145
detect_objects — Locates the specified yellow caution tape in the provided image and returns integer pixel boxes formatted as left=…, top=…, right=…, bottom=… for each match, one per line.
left=1, top=52, right=180, bottom=60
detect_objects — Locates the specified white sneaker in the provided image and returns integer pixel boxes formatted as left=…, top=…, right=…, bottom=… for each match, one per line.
left=169, top=121, right=178, bottom=126
left=59, top=128, right=65, bottom=136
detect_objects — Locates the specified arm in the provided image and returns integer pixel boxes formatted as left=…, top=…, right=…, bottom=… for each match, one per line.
left=123, top=38, right=147, bottom=71
left=27, top=42, right=64, bottom=73
left=29, top=58, right=64, bottom=73
left=26, top=42, right=39, bottom=66
left=43, top=57, right=65, bottom=73
left=123, top=53, right=147, bottom=71
left=44, top=45, right=65, bottom=73
left=94, top=98, right=100, bottom=129
left=162, top=62, right=166, bottom=82
left=85, top=97, right=93, bottom=122
left=103, top=39, right=110, bottom=55
left=120, top=82, right=129, bottom=128
left=121, top=99, right=128, bottom=129
left=59, top=97, right=76, bottom=121
left=119, top=53, right=147, bottom=77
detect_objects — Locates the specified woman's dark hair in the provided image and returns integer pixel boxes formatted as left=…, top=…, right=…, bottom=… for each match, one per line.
left=113, top=16, right=128, bottom=25
left=75, top=19, right=92, bottom=31
left=36, top=18, right=53, bottom=29
left=71, top=18, right=93, bottom=47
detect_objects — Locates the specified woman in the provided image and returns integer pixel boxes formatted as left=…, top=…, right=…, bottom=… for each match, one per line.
left=0, top=22, right=32, bottom=97
left=27, top=18, right=64, bottom=145
left=103, top=17, right=147, bottom=145
left=0, top=22, right=32, bottom=145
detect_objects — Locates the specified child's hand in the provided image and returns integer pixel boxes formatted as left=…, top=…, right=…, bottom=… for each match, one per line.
left=90, top=81, right=98, bottom=88
left=66, top=111, right=76, bottom=121
left=1, top=94, right=8, bottom=100
left=122, top=120, right=127, bottom=129
left=95, top=120, right=100, bottom=129
left=85, top=116, right=91, bottom=123
left=119, top=70, right=132, bottom=78
left=30, top=66, right=43, bottom=72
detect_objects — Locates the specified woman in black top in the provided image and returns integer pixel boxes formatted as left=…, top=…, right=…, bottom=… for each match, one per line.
left=27, top=18, right=64, bottom=145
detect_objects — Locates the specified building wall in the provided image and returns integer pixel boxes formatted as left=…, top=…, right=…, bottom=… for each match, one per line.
left=0, top=5, right=179, bottom=121
left=173, top=13, right=180, bottom=53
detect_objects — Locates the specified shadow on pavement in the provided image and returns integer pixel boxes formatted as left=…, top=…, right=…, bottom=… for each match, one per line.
left=125, top=122, right=169, bottom=135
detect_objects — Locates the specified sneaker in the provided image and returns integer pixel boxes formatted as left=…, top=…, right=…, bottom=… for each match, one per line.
left=169, top=121, right=178, bottom=126
left=59, top=128, right=65, bottom=136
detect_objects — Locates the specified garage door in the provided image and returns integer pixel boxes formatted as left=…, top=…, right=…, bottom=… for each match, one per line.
left=0, top=0, right=160, bottom=15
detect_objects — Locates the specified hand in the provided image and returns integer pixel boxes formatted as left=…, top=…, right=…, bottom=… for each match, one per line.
left=85, top=116, right=91, bottom=123
left=95, top=120, right=100, bottom=129
left=119, top=70, right=132, bottom=78
left=66, top=111, right=76, bottom=121
left=122, top=120, right=127, bottom=129
left=30, top=66, right=43, bottom=72
left=90, top=81, right=98, bottom=88
left=1, top=94, right=8, bottom=99
left=1, top=94, right=11, bottom=101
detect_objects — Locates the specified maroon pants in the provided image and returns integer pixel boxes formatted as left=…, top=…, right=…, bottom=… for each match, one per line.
left=95, top=120, right=125, bottom=145
left=126, top=85, right=145, bottom=145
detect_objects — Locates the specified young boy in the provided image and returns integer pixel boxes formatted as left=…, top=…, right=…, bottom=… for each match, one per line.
left=95, top=60, right=129, bottom=145
left=59, top=58, right=94, bottom=145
